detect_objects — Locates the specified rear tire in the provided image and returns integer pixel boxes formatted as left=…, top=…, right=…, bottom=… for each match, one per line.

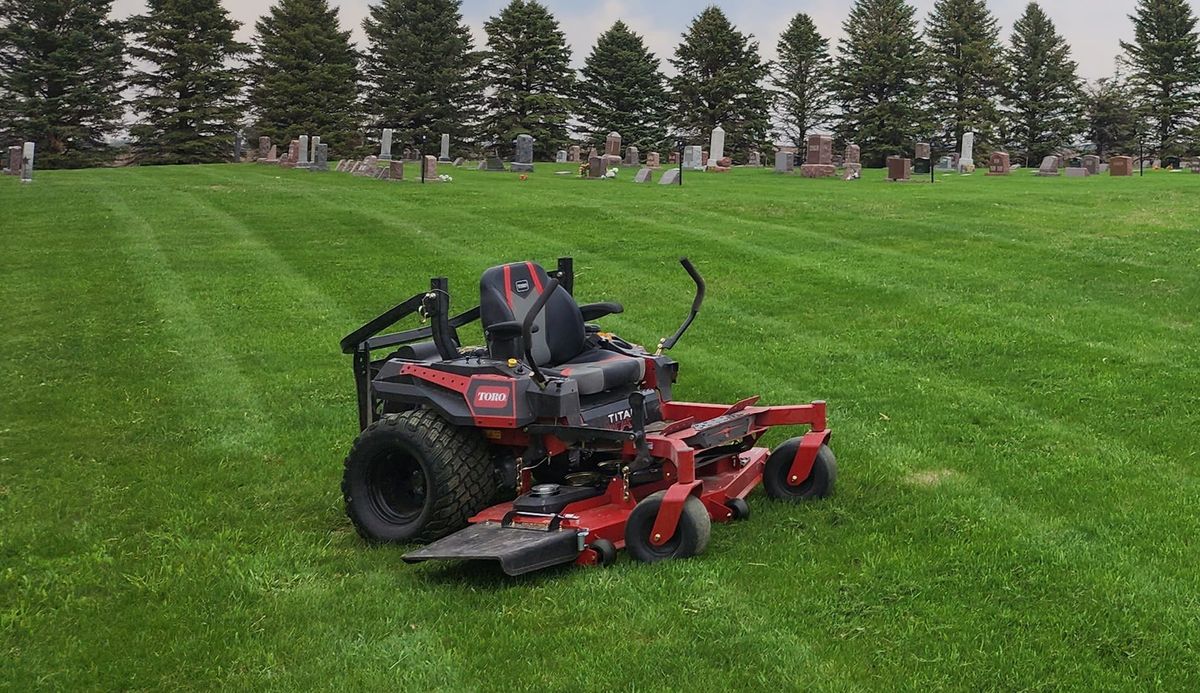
left=763, top=440, right=837, bottom=502
left=342, top=410, right=493, bottom=544
left=624, top=491, right=711, bottom=563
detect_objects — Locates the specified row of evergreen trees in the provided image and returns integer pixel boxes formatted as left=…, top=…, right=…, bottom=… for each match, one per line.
left=0, top=0, right=1197, bottom=168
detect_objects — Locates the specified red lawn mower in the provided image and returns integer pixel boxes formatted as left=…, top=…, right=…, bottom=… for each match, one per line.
left=339, top=258, right=835, bottom=575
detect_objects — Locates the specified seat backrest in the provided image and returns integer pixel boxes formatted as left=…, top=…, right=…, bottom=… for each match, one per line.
left=480, top=262, right=586, bottom=366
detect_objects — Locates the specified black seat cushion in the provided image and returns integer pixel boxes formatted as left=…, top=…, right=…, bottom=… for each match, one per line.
left=481, top=262, right=586, bottom=366
left=544, top=349, right=646, bottom=396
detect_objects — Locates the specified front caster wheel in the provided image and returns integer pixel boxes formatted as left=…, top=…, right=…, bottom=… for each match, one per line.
left=589, top=539, right=617, bottom=567
left=763, top=440, right=837, bottom=502
left=725, top=497, right=750, bottom=520
left=624, top=490, right=711, bottom=564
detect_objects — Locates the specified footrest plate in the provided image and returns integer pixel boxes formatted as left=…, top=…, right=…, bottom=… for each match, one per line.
left=403, top=522, right=582, bottom=576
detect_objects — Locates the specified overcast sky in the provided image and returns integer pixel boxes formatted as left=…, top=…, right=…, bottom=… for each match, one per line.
left=109, top=0, right=1196, bottom=81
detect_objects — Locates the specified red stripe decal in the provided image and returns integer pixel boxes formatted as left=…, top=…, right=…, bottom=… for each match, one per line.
left=526, top=262, right=544, bottom=293
left=503, top=264, right=513, bottom=308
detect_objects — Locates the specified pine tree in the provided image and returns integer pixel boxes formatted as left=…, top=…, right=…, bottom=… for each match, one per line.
left=771, top=13, right=834, bottom=150
left=480, top=0, right=573, bottom=159
left=1119, top=0, right=1200, bottom=155
left=249, top=0, right=361, bottom=155
left=1002, top=3, right=1082, bottom=165
left=924, top=0, right=1005, bottom=155
left=363, top=0, right=480, bottom=156
left=0, top=0, right=126, bottom=168
left=576, top=21, right=668, bottom=153
left=128, top=0, right=250, bottom=164
left=1084, top=75, right=1140, bottom=157
left=668, top=6, right=771, bottom=162
left=834, top=0, right=929, bottom=166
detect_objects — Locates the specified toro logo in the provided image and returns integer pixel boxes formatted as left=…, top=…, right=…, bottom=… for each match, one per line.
left=474, top=387, right=510, bottom=409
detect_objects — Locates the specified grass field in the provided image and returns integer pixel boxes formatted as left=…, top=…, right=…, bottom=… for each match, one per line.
left=2, top=161, right=1198, bottom=690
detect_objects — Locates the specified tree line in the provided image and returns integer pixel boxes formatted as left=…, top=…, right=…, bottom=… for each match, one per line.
left=0, top=0, right=1196, bottom=169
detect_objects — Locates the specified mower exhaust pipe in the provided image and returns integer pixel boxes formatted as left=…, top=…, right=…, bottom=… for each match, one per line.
left=657, top=257, right=706, bottom=354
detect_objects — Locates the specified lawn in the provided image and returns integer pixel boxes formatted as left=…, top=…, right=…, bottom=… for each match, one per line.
left=2, top=161, right=1198, bottom=690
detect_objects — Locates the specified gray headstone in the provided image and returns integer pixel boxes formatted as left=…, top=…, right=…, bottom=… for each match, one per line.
left=233, top=131, right=244, bottom=162
left=485, top=156, right=505, bottom=172
left=708, top=126, right=725, bottom=165
left=5, top=145, right=20, bottom=175
left=568, top=145, right=581, bottom=162
left=683, top=146, right=704, bottom=171
left=659, top=168, right=680, bottom=185
left=310, top=136, right=320, bottom=163
left=556, top=150, right=567, bottom=163
left=605, top=132, right=621, bottom=158
left=634, top=168, right=652, bottom=183
left=477, top=160, right=487, bottom=171
left=439, top=133, right=450, bottom=162
left=298, top=135, right=310, bottom=166
left=774, top=150, right=793, bottom=173
left=748, top=151, right=761, bottom=167
left=588, top=155, right=606, bottom=179
left=959, top=132, right=975, bottom=172
left=625, top=146, right=639, bottom=166
left=512, top=134, right=534, bottom=172
left=311, top=143, right=328, bottom=171
left=20, top=142, right=35, bottom=182
left=1065, top=167, right=1089, bottom=177
left=1037, top=155, right=1059, bottom=176
left=258, top=136, right=271, bottom=160
left=380, top=129, right=393, bottom=160
left=453, top=157, right=464, bottom=167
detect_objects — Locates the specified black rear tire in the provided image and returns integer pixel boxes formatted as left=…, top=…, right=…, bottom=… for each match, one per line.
left=763, top=439, right=837, bottom=502
left=342, top=410, right=494, bottom=544
left=624, top=491, right=711, bottom=563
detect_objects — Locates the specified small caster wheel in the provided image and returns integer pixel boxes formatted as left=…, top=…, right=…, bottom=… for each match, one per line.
left=764, top=440, right=837, bottom=502
left=725, top=497, right=750, bottom=521
left=589, top=539, right=617, bottom=567
left=624, top=490, right=711, bottom=564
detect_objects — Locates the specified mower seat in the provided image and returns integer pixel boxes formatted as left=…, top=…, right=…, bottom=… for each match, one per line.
left=480, top=262, right=645, bottom=395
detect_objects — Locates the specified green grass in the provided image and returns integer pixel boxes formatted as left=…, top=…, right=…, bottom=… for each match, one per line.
left=2, top=161, right=1198, bottom=690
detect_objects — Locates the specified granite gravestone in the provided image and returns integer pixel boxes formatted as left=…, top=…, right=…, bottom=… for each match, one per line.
left=959, top=132, right=975, bottom=173
left=568, top=145, right=581, bottom=162
left=485, top=156, right=505, bottom=172
left=844, top=144, right=862, bottom=178
left=634, top=168, right=652, bottom=183
left=310, top=136, right=321, bottom=164
left=556, top=150, right=567, bottom=163
left=1081, top=155, right=1101, bottom=175
left=886, top=156, right=911, bottom=182
left=1036, top=156, right=1059, bottom=176
left=258, top=136, right=271, bottom=160
left=511, top=134, right=534, bottom=172
left=659, top=168, right=680, bottom=185
left=646, top=152, right=661, bottom=168
left=390, top=161, right=404, bottom=180
left=708, top=126, right=725, bottom=167
left=800, top=135, right=836, bottom=178
left=774, top=151, right=794, bottom=173
left=423, top=155, right=439, bottom=180
left=20, top=142, right=35, bottom=183
left=683, top=146, right=704, bottom=171
left=380, top=129, right=393, bottom=160
left=748, top=151, right=761, bottom=167
left=588, top=155, right=606, bottom=179
left=1109, top=156, right=1133, bottom=176
left=1065, top=166, right=1089, bottom=177
left=312, top=143, right=329, bottom=171
left=625, top=146, right=639, bottom=166
left=5, top=146, right=20, bottom=175
left=987, top=151, right=1011, bottom=176
left=298, top=135, right=310, bottom=167
left=1164, top=156, right=1181, bottom=170
left=439, top=134, right=451, bottom=162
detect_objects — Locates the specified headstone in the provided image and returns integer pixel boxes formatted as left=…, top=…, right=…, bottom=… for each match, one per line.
left=6, top=145, right=21, bottom=175
left=390, top=161, right=404, bottom=180
left=298, top=135, right=310, bottom=167
left=845, top=145, right=861, bottom=165
left=1065, top=167, right=1089, bottom=177
left=701, top=151, right=709, bottom=166
left=669, top=151, right=679, bottom=165
left=588, top=155, right=607, bottom=179
left=683, top=146, right=704, bottom=171
left=285, top=139, right=300, bottom=167
left=234, top=131, right=244, bottom=162
left=708, top=126, right=725, bottom=167
left=935, top=155, right=957, bottom=172
left=402, top=147, right=412, bottom=161
left=485, top=156, right=505, bottom=172
left=659, top=168, right=680, bottom=185
left=987, top=151, right=1011, bottom=176
left=886, top=156, right=911, bottom=182
left=556, top=150, right=567, bottom=163
left=1164, top=156, right=1181, bottom=170
left=310, top=135, right=321, bottom=164
left=568, top=145, right=581, bottom=162
left=511, top=134, right=534, bottom=172
left=605, top=132, right=621, bottom=158
left=453, top=157, right=464, bottom=167
left=625, top=146, right=639, bottom=166
left=748, top=151, right=761, bottom=167
left=774, top=151, right=794, bottom=173
left=1109, top=156, right=1133, bottom=176
left=1190, top=160, right=1200, bottom=174
left=914, top=157, right=931, bottom=175
left=1081, top=155, right=1101, bottom=176
left=20, top=142, right=34, bottom=183
left=634, top=168, right=652, bottom=184
left=381, top=129, right=394, bottom=160
left=1036, top=156, right=1059, bottom=176
left=311, top=143, right=328, bottom=171
left=959, top=132, right=975, bottom=173
left=422, top=155, right=438, bottom=179
left=266, top=145, right=278, bottom=162
left=646, top=152, right=661, bottom=169
left=258, top=136, right=271, bottom=160
left=915, top=142, right=931, bottom=160
left=800, top=134, right=836, bottom=177
left=439, top=134, right=451, bottom=162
